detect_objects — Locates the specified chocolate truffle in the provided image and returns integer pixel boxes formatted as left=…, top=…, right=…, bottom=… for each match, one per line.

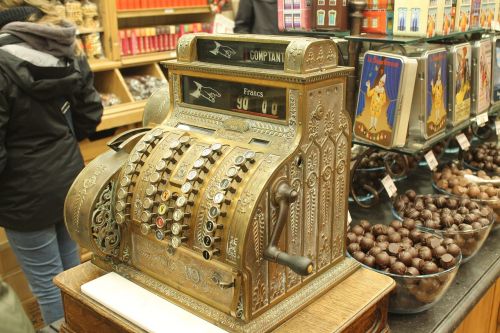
left=422, top=261, right=439, bottom=274
left=375, top=252, right=391, bottom=268
left=446, top=243, right=461, bottom=257
left=363, top=255, right=376, bottom=267
left=406, top=267, right=420, bottom=276
left=352, top=225, right=364, bottom=236
left=398, top=250, right=413, bottom=266
left=360, top=237, right=375, bottom=252
left=411, top=257, right=424, bottom=270
left=418, top=246, right=433, bottom=261
left=388, top=232, right=402, bottom=243
left=352, top=251, right=365, bottom=262
left=440, top=253, right=456, bottom=269
left=359, top=220, right=371, bottom=232
left=347, top=243, right=360, bottom=254
left=390, top=261, right=407, bottom=275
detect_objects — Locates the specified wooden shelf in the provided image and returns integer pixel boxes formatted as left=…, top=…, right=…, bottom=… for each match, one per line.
left=117, top=6, right=210, bottom=18
left=121, top=51, right=176, bottom=66
left=88, top=58, right=122, bottom=71
left=76, top=27, right=104, bottom=35
left=97, top=100, right=147, bottom=131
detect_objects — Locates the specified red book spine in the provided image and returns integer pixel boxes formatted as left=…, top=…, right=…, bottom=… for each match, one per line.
left=133, top=29, right=140, bottom=55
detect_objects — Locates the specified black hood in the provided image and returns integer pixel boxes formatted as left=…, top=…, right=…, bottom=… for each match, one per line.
left=0, top=47, right=82, bottom=101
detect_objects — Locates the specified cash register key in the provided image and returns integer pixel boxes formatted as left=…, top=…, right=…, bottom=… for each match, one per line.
left=115, top=201, right=128, bottom=212
left=155, top=216, right=166, bottom=229
left=117, top=187, right=130, bottom=199
left=203, top=235, right=221, bottom=248
left=171, top=222, right=189, bottom=235
left=160, top=190, right=171, bottom=202
left=208, top=206, right=226, bottom=218
left=226, top=167, right=242, bottom=182
left=179, top=136, right=191, bottom=147
left=158, top=204, right=170, bottom=216
left=171, top=236, right=188, bottom=249
left=141, top=211, right=155, bottom=223
left=234, top=156, right=248, bottom=172
left=173, top=209, right=191, bottom=221
left=143, top=133, right=154, bottom=143
left=115, top=212, right=128, bottom=225
left=219, top=178, right=236, bottom=193
left=155, top=229, right=166, bottom=241
left=204, top=220, right=223, bottom=233
left=201, top=147, right=215, bottom=163
left=146, top=184, right=158, bottom=197
left=135, top=141, right=148, bottom=153
left=169, top=140, right=182, bottom=152
left=181, top=182, right=198, bottom=194
left=120, top=176, right=132, bottom=187
left=129, top=153, right=142, bottom=164
left=187, top=170, right=202, bottom=183
left=124, top=164, right=137, bottom=175
left=140, top=223, right=155, bottom=235
left=176, top=196, right=193, bottom=208
left=155, top=159, right=170, bottom=172
left=244, top=150, right=256, bottom=163
left=202, top=249, right=220, bottom=260
left=152, top=128, right=164, bottom=138
left=142, top=198, right=154, bottom=210
left=193, top=158, right=209, bottom=172
left=213, top=192, right=230, bottom=205
left=162, top=150, right=175, bottom=162
left=149, top=172, right=162, bottom=184
left=211, top=143, right=223, bottom=154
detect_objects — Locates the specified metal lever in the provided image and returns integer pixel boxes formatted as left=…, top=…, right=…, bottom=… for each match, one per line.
left=263, top=181, right=314, bottom=276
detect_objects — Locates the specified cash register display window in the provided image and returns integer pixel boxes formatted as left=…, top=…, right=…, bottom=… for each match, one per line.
left=181, top=76, right=287, bottom=121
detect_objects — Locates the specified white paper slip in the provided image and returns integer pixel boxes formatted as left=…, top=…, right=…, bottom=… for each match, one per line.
left=424, top=150, right=438, bottom=171
left=496, top=120, right=500, bottom=136
left=381, top=175, right=397, bottom=198
left=456, top=133, right=470, bottom=151
left=476, top=113, right=488, bottom=127
left=347, top=210, right=352, bottom=226
left=81, top=272, right=228, bottom=333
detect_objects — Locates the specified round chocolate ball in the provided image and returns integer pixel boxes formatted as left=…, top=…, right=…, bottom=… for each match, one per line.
left=346, top=232, right=358, bottom=244
left=388, top=243, right=402, bottom=256
left=403, top=218, right=416, bottom=230
left=418, top=246, right=433, bottom=261
left=360, top=237, right=375, bottom=252
left=390, top=261, right=407, bottom=275
left=347, top=243, right=361, bottom=254
left=369, top=246, right=383, bottom=256
left=432, top=246, right=447, bottom=258
left=440, top=253, right=456, bottom=269
left=376, top=235, right=389, bottom=242
left=422, top=261, right=439, bottom=274
left=405, top=190, right=417, bottom=200
left=364, top=232, right=375, bottom=239
left=352, top=251, right=365, bottom=262
left=375, top=252, right=391, bottom=268
left=372, top=224, right=387, bottom=236
left=406, top=266, right=420, bottom=276
left=446, top=243, right=461, bottom=257
left=411, top=257, right=424, bottom=270
left=352, top=225, right=364, bottom=236
left=363, top=255, right=376, bottom=267
left=399, top=227, right=410, bottom=238
left=377, top=241, right=389, bottom=251
left=390, top=220, right=403, bottom=230
left=388, top=232, right=402, bottom=243
left=409, top=229, right=422, bottom=243
left=398, top=250, right=413, bottom=266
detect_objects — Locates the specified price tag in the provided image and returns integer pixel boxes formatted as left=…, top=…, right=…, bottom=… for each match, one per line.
left=456, top=133, right=470, bottom=151
left=381, top=175, right=397, bottom=198
left=347, top=210, right=352, bottom=227
left=476, top=113, right=488, bottom=127
left=424, top=150, right=439, bottom=171
left=496, top=120, right=500, bottom=136
left=164, top=8, right=174, bottom=13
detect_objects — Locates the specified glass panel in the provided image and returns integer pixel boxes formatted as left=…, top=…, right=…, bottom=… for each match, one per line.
left=328, top=10, right=336, bottom=26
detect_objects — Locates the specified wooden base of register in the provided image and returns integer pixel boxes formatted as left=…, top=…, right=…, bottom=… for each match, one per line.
left=54, top=261, right=395, bottom=333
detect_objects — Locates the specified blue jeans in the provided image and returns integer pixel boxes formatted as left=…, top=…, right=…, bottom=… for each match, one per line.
left=5, top=222, right=80, bottom=325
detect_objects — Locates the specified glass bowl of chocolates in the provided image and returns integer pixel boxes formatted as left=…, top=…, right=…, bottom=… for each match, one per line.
left=392, top=191, right=495, bottom=263
left=463, top=142, right=500, bottom=175
left=347, top=219, right=462, bottom=314
left=432, top=163, right=500, bottom=228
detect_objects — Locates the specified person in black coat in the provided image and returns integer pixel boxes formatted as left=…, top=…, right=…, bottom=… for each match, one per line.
left=0, top=0, right=102, bottom=325
left=233, top=0, right=279, bottom=34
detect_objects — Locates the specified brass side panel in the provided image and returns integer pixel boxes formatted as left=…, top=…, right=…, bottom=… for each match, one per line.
left=130, top=232, right=239, bottom=314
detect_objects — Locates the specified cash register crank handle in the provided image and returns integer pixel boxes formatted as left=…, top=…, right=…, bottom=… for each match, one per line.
left=264, top=181, right=314, bottom=276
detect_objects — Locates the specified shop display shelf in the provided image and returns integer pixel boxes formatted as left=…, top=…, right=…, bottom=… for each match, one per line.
left=121, top=51, right=177, bottom=67
left=345, top=28, right=486, bottom=44
left=88, top=58, right=122, bottom=72
left=117, top=6, right=211, bottom=19
left=76, top=27, right=104, bottom=35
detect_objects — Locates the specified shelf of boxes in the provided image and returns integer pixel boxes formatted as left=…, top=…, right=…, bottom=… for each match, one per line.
left=117, top=6, right=211, bottom=18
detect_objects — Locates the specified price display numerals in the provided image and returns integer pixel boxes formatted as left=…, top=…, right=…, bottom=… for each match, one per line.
left=235, top=96, right=279, bottom=116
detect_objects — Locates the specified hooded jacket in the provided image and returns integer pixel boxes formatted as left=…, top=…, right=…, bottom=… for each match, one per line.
left=0, top=23, right=102, bottom=231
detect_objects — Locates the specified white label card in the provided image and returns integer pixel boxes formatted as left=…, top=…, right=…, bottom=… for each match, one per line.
left=476, top=113, right=488, bottom=127
left=496, top=120, right=500, bottom=136
left=347, top=211, right=352, bottom=226
left=381, top=175, right=397, bottom=198
left=424, top=150, right=439, bottom=171
left=456, top=133, right=470, bottom=151
left=164, top=8, right=174, bottom=13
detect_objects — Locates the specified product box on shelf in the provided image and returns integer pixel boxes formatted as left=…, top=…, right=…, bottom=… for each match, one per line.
left=471, top=37, right=492, bottom=115
left=455, top=0, right=472, bottom=32
left=491, top=36, right=500, bottom=104
left=442, top=0, right=457, bottom=35
left=480, top=0, right=494, bottom=28
left=278, top=0, right=312, bottom=31
left=366, top=0, right=394, bottom=10
left=406, top=45, right=449, bottom=140
left=311, top=0, right=349, bottom=31
left=446, top=42, right=472, bottom=126
left=470, top=0, right=482, bottom=27
left=361, top=10, right=394, bottom=34
left=116, top=0, right=208, bottom=9
left=354, top=51, right=418, bottom=148
left=393, top=0, right=445, bottom=37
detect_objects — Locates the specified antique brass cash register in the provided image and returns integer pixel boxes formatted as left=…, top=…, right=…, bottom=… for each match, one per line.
left=64, top=34, right=387, bottom=332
